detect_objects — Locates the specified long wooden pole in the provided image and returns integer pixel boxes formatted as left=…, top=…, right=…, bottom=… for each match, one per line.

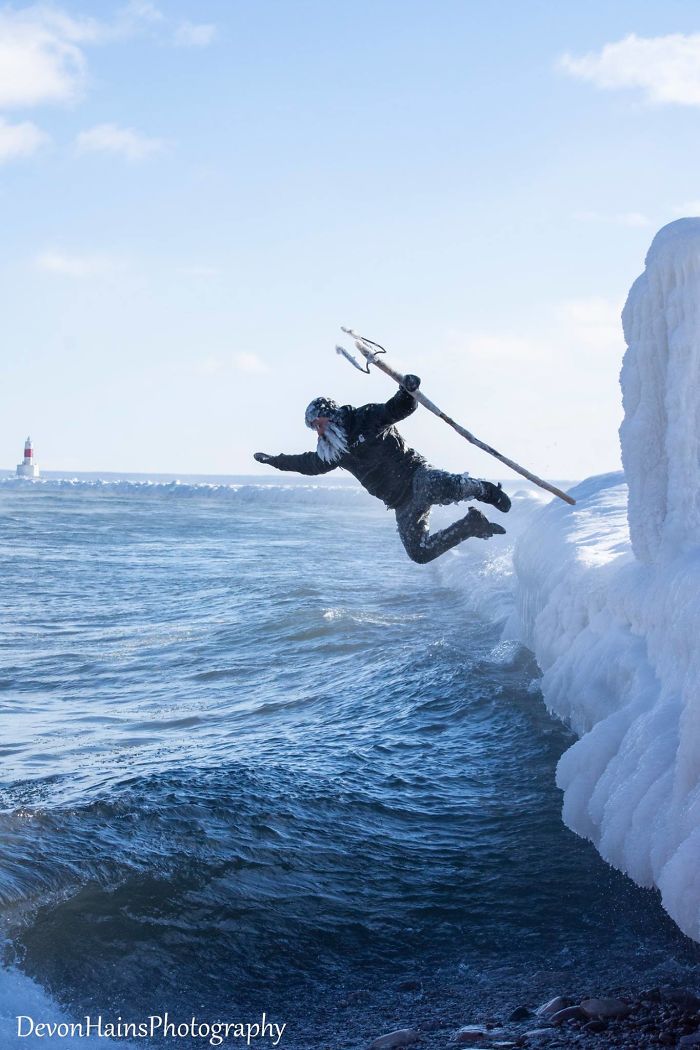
left=339, top=329, right=576, bottom=506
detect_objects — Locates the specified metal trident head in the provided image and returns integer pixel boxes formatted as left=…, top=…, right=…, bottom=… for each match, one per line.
left=336, top=328, right=387, bottom=373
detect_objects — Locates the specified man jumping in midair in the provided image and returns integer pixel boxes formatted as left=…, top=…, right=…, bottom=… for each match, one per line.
left=254, top=374, right=510, bottom=563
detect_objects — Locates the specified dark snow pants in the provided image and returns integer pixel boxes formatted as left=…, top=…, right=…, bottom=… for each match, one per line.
left=394, top=466, right=485, bottom=564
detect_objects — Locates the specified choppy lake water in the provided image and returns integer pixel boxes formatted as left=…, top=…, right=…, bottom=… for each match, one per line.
left=1, top=476, right=697, bottom=1048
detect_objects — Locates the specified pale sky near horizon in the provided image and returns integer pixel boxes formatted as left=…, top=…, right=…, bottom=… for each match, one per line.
left=3, top=0, right=700, bottom=478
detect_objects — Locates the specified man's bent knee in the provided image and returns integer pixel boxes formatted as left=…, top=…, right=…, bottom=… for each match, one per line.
left=399, top=535, right=437, bottom=564
left=405, top=545, right=432, bottom=564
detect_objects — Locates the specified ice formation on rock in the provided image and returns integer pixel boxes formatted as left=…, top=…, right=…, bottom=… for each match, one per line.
left=513, top=219, right=700, bottom=943
left=620, top=218, right=700, bottom=565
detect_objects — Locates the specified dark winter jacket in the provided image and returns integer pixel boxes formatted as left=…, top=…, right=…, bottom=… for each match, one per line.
left=267, top=388, right=425, bottom=509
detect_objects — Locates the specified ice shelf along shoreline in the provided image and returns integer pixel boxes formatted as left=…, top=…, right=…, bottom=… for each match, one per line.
left=509, top=218, right=700, bottom=944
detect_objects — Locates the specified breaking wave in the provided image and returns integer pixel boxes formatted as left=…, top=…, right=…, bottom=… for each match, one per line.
left=0, top=475, right=361, bottom=503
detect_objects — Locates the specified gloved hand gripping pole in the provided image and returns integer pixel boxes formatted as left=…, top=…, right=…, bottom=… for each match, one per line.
left=336, top=328, right=576, bottom=506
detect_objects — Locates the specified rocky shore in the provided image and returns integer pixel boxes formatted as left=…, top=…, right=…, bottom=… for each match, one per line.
left=360, top=982, right=700, bottom=1050
left=284, top=962, right=700, bottom=1050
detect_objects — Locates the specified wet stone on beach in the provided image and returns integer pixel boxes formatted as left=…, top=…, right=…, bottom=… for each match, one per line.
left=535, top=997, right=572, bottom=1019
left=580, top=997, right=632, bottom=1020
left=368, top=1028, right=420, bottom=1049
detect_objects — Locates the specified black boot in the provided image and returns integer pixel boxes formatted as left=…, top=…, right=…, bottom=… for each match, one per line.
left=476, top=481, right=511, bottom=513
left=460, top=507, right=506, bottom=539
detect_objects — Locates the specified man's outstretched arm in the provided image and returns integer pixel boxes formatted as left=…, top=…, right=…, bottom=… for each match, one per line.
left=254, top=451, right=337, bottom=476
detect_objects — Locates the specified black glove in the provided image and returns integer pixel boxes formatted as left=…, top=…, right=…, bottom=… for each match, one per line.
left=402, top=374, right=420, bottom=393
left=254, top=452, right=272, bottom=464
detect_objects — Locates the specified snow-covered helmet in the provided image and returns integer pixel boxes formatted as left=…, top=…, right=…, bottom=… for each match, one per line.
left=305, top=397, right=339, bottom=428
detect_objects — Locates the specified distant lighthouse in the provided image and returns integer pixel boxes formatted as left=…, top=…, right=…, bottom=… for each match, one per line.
left=16, top=436, right=40, bottom=478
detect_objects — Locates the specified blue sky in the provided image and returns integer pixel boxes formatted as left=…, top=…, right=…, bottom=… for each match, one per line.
left=2, top=0, right=700, bottom=477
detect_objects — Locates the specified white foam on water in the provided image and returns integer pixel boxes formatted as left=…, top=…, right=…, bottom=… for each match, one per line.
left=0, top=954, right=122, bottom=1049
left=0, top=476, right=361, bottom=502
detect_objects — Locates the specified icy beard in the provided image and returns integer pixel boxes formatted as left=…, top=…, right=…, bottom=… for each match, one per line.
left=315, top=420, right=349, bottom=463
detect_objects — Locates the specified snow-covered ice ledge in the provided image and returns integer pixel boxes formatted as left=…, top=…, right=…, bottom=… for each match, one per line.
left=512, top=219, right=700, bottom=943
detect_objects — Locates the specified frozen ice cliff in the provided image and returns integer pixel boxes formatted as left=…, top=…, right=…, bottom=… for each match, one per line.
left=513, top=219, right=700, bottom=943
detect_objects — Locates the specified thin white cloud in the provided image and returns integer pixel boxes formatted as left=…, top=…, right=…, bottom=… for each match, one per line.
left=114, top=4, right=216, bottom=47
left=458, top=332, right=546, bottom=365
left=0, top=4, right=215, bottom=176
left=119, top=1, right=165, bottom=28
left=0, top=116, right=48, bottom=161
left=0, top=5, right=100, bottom=109
left=445, top=297, right=623, bottom=370
left=560, top=33, right=700, bottom=107
left=574, top=210, right=652, bottom=228
left=0, top=4, right=217, bottom=110
left=556, top=297, right=623, bottom=354
left=194, top=353, right=270, bottom=378
left=233, top=353, right=269, bottom=375
left=618, top=212, right=651, bottom=228
left=672, top=201, right=700, bottom=217
left=36, top=251, right=117, bottom=277
left=174, top=21, right=216, bottom=47
left=76, top=123, right=164, bottom=161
